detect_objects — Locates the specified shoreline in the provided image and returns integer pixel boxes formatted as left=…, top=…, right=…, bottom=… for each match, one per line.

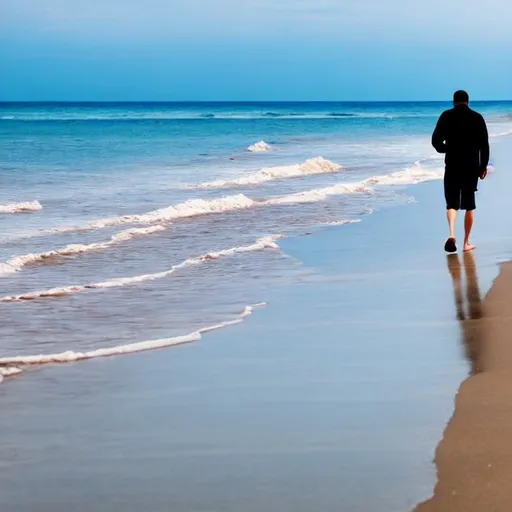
left=0, top=178, right=475, bottom=511
left=416, top=260, right=512, bottom=511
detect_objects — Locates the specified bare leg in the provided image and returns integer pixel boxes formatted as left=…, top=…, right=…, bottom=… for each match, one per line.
left=444, top=209, right=458, bottom=252
left=447, top=209, right=457, bottom=239
left=463, top=211, right=476, bottom=252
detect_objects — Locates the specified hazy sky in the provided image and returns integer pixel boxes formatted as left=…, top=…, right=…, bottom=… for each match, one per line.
left=1, top=0, right=511, bottom=101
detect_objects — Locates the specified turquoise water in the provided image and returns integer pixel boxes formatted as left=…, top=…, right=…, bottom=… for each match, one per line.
left=0, top=102, right=511, bottom=377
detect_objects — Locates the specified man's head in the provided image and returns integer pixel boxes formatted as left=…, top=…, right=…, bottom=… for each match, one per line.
left=454, top=90, right=469, bottom=105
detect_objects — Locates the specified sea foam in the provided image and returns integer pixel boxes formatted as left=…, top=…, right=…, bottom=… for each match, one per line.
left=194, top=157, right=342, bottom=189
left=46, top=194, right=257, bottom=233
left=0, top=235, right=282, bottom=302
left=0, top=225, right=165, bottom=276
left=0, top=304, right=266, bottom=369
left=265, top=181, right=369, bottom=205
left=0, top=201, right=42, bottom=213
left=0, top=366, right=23, bottom=383
left=38, top=162, right=438, bottom=236
left=364, top=161, right=443, bottom=186
left=247, top=141, right=272, bottom=152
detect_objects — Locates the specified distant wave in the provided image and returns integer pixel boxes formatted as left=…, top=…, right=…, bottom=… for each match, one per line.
left=0, top=201, right=42, bottom=214
left=0, top=235, right=282, bottom=302
left=0, top=304, right=265, bottom=371
left=0, top=112, right=438, bottom=122
left=194, top=157, right=341, bottom=189
left=327, top=112, right=356, bottom=117
left=0, top=225, right=164, bottom=276
left=247, top=140, right=272, bottom=153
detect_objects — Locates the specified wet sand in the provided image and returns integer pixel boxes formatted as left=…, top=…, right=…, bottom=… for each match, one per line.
left=0, top=180, right=482, bottom=512
left=416, top=258, right=512, bottom=512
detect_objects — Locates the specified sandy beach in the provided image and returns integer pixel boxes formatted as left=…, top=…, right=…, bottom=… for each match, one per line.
left=416, top=258, right=512, bottom=511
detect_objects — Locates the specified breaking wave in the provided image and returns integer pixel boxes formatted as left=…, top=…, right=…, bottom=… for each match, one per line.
left=364, top=161, right=443, bottom=186
left=0, top=236, right=282, bottom=302
left=247, top=140, right=272, bottom=152
left=38, top=162, right=441, bottom=236
left=0, top=226, right=165, bottom=276
left=265, top=182, right=369, bottom=205
left=0, top=366, right=24, bottom=384
left=0, top=201, right=42, bottom=213
left=194, top=157, right=342, bottom=189
left=45, top=195, right=257, bottom=234
left=0, top=304, right=265, bottom=370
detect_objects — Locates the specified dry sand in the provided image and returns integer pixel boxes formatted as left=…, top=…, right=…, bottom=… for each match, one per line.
left=416, top=254, right=512, bottom=512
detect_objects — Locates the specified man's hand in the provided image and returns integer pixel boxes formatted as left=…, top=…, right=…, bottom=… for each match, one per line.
left=480, top=167, right=488, bottom=180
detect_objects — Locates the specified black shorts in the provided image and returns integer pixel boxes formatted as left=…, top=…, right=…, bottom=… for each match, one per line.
left=444, top=183, right=476, bottom=211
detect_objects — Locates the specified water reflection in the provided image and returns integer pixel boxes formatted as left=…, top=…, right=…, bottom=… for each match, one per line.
left=446, top=252, right=484, bottom=375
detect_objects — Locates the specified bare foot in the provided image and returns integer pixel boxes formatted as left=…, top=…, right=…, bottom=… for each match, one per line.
left=463, top=244, right=476, bottom=252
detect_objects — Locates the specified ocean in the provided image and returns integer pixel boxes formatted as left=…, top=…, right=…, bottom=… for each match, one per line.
left=1, top=101, right=511, bottom=379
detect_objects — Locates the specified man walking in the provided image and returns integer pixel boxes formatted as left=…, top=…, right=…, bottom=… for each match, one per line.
left=432, top=90, right=490, bottom=253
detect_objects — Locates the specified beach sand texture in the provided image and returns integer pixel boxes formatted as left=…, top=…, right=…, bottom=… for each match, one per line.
left=417, top=258, right=512, bottom=512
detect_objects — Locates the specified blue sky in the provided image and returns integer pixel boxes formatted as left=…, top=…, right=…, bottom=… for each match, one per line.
left=1, top=0, right=511, bottom=101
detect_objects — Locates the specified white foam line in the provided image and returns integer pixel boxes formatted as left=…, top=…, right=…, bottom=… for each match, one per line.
left=264, top=182, right=368, bottom=205
left=39, top=161, right=442, bottom=236
left=0, top=201, right=42, bottom=214
left=0, top=366, right=24, bottom=383
left=193, top=157, right=342, bottom=189
left=0, top=304, right=266, bottom=368
left=491, top=130, right=512, bottom=138
left=0, top=225, right=165, bottom=276
left=364, top=161, right=443, bottom=186
left=323, top=219, right=362, bottom=226
left=0, top=236, right=283, bottom=302
left=44, top=194, right=258, bottom=234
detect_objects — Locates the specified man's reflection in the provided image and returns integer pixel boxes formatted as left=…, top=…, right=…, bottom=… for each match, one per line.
left=446, top=252, right=484, bottom=375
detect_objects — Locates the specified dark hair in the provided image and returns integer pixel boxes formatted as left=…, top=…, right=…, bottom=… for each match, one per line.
left=454, top=90, right=469, bottom=104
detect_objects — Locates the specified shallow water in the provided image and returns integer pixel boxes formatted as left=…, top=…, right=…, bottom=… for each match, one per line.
left=1, top=101, right=511, bottom=371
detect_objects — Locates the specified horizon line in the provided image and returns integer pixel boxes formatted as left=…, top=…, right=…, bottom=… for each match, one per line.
left=1, top=99, right=511, bottom=104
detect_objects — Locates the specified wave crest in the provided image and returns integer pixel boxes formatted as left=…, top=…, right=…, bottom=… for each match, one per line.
left=0, top=235, right=282, bottom=301
left=194, top=157, right=342, bottom=189
left=0, top=225, right=165, bottom=276
left=0, top=304, right=266, bottom=369
left=0, top=366, right=23, bottom=383
left=364, top=161, right=443, bottom=186
left=265, top=182, right=369, bottom=205
left=247, top=141, right=272, bottom=152
left=0, top=201, right=42, bottom=214
left=37, top=161, right=439, bottom=236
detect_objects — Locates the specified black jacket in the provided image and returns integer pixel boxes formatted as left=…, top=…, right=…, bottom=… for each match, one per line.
left=432, top=104, right=490, bottom=186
